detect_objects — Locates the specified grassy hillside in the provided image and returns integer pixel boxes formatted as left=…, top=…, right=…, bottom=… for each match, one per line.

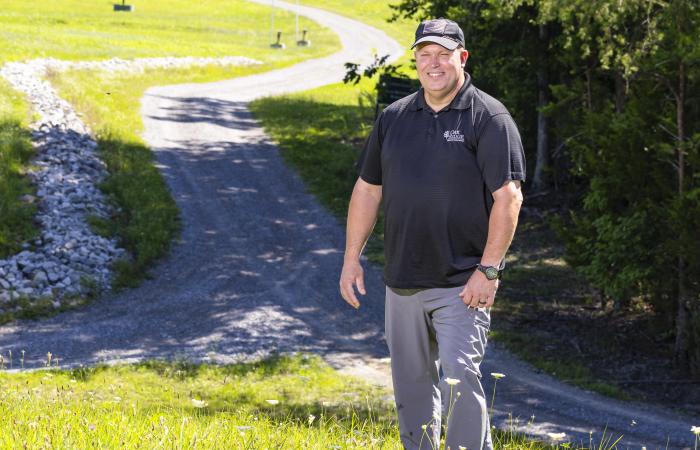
left=0, top=0, right=338, bottom=64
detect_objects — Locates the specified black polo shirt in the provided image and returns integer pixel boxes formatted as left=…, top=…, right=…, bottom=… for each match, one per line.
left=357, top=73, right=525, bottom=289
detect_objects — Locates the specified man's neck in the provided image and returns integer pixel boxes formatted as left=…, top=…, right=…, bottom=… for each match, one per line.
left=423, top=74, right=465, bottom=112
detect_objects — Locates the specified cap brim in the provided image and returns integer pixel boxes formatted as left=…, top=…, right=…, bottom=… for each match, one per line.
left=411, top=36, right=460, bottom=50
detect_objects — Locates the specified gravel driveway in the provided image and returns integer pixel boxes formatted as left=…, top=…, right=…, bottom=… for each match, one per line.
left=0, top=1, right=695, bottom=447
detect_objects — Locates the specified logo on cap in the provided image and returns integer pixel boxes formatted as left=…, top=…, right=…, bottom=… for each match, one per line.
left=423, top=20, right=447, bottom=35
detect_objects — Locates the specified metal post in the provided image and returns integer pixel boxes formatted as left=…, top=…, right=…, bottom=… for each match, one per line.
left=296, top=0, right=300, bottom=42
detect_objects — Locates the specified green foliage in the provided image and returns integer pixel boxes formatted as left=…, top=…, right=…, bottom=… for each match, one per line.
left=0, top=82, right=38, bottom=257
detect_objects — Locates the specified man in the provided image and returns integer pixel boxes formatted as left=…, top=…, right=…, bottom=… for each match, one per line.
left=339, top=18, right=525, bottom=450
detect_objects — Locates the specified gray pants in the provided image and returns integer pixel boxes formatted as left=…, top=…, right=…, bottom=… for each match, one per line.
left=385, top=286, right=493, bottom=450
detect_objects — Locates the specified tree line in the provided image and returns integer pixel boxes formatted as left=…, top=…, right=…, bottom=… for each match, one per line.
left=387, top=0, right=700, bottom=374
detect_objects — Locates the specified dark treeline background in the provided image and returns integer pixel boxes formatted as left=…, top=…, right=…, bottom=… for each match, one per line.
left=389, top=0, right=699, bottom=375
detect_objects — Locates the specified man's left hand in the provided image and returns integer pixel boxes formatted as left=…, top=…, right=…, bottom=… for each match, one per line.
left=459, top=270, right=499, bottom=308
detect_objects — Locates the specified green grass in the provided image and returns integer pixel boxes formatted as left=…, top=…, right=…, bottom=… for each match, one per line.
left=0, top=80, right=37, bottom=258
left=300, top=0, right=415, bottom=47
left=0, top=354, right=401, bottom=448
left=0, top=354, right=598, bottom=449
left=0, top=0, right=339, bottom=63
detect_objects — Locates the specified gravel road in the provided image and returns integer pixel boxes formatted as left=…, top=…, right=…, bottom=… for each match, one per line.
left=0, top=1, right=695, bottom=448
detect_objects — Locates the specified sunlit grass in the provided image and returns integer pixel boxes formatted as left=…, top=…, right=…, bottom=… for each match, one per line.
left=0, top=353, right=616, bottom=449
left=0, top=0, right=339, bottom=64
left=0, top=354, right=401, bottom=448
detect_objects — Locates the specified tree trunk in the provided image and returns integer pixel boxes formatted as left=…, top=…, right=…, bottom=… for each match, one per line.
left=532, top=24, right=550, bottom=192
left=674, top=60, right=689, bottom=371
left=614, top=71, right=626, bottom=114
left=585, top=58, right=594, bottom=111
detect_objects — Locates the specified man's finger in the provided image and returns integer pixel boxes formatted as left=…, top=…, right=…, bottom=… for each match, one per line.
left=356, top=275, right=366, bottom=296
left=341, top=280, right=360, bottom=309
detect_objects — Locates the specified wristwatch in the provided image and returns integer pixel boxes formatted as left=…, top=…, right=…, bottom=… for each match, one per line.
left=476, top=263, right=502, bottom=280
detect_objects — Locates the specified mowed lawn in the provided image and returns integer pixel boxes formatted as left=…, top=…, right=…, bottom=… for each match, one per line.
left=0, top=0, right=339, bottom=63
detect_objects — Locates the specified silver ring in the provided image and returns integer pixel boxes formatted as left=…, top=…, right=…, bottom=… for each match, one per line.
left=478, top=300, right=487, bottom=304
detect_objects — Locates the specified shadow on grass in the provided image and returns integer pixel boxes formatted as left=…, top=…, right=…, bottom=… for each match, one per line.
left=0, top=119, right=38, bottom=258
left=61, top=354, right=394, bottom=425
left=96, top=134, right=180, bottom=288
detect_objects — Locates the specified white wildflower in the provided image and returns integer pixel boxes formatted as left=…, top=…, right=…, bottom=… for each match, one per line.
left=444, top=377, right=461, bottom=386
left=547, top=432, right=566, bottom=441
left=191, top=399, right=208, bottom=408
left=490, top=372, right=506, bottom=379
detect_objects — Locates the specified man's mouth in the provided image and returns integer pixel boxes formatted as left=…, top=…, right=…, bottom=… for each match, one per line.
left=427, top=72, right=444, bottom=78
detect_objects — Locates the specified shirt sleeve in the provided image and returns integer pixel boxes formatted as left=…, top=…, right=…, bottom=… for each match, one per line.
left=476, top=112, right=526, bottom=193
left=355, top=114, right=383, bottom=185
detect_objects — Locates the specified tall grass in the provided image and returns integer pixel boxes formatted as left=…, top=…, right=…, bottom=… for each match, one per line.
left=0, top=354, right=401, bottom=448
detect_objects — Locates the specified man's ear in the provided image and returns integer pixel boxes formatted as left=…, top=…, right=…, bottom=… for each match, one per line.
left=461, top=49, right=469, bottom=67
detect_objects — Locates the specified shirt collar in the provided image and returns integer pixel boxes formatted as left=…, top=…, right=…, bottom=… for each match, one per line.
left=409, top=71, right=474, bottom=112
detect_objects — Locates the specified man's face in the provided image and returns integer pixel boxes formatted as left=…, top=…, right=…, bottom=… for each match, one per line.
left=414, top=43, right=468, bottom=99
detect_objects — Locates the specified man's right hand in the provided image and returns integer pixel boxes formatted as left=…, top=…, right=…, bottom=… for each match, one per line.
left=339, top=259, right=366, bottom=309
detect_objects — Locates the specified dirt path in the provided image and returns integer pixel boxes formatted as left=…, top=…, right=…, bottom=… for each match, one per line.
left=0, top=1, right=694, bottom=447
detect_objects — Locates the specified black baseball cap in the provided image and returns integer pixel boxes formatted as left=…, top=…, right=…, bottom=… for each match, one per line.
left=411, top=18, right=465, bottom=51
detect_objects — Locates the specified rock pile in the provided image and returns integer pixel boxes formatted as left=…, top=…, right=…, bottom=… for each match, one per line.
left=0, top=56, right=261, bottom=306
left=0, top=62, right=126, bottom=305
left=11, top=56, right=261, bottom=76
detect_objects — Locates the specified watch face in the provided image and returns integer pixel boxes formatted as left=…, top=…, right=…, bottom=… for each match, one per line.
left=485, top=267, right=499, bottom=280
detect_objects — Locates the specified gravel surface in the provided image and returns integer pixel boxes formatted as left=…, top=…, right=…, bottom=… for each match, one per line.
left=0, top=1, right=695, bottom=448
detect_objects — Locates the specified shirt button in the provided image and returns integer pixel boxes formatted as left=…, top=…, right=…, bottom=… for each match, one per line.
left=433, top=114, right=438, bottom=118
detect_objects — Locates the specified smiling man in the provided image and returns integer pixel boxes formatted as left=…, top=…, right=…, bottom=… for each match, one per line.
left=339, top=18, right=525, bottom=450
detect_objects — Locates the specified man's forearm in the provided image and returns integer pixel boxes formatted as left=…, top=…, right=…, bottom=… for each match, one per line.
left=480, top=182, right=523, bottom=266
left=345, top=179, right=382, bottom=262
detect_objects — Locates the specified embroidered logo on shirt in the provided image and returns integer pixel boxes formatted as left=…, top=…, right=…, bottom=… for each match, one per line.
left=443, top=130, right=465, bottom=142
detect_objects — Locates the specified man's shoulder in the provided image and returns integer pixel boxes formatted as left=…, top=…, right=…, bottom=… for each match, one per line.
left=382, top=91, right=420, bottom=117
left=471, top=85, right=511, bottom=119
